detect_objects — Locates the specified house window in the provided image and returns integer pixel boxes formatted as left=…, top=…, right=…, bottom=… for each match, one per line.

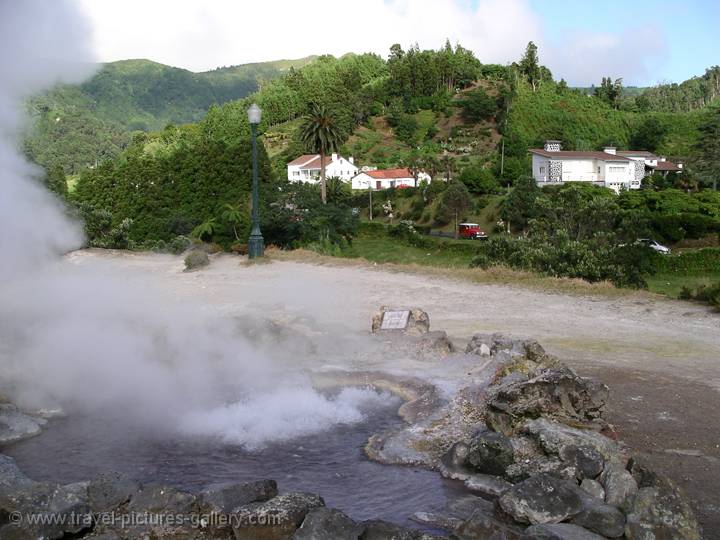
left=597, top=166, right=601, bottom=174
left=376, top=181, right=382, bottom=189
left=539, top=166, right=545, bottom=174
left=609, top=166, right=624, bottom=173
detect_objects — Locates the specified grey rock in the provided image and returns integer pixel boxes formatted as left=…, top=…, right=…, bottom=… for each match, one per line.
left=579, top=479, right=604, bottom=501
left=127, top=483, right=197, bottom=515
left=466, top=431, right=515, bottom=477
left=600, top=463, right=638, bottom=510
left=498, top=474, right=584, bottom=525
left=360, top=520, right=435, bottom=539
left=440, top=442, right=471, bottom=479
left=558, top=445, right=604, bottom=480
left=412, top=511, right=463, bottom=531
left=524, top=523, right=605, bottom=539
left=465, top=333, right=526, bottom=358
left=294, top=507, right=362, bottom=540
left=455, top=508, right=531, bottom=540
left=570, top=503, right=625, bottom=538
left=505, top=457, right=577, bottom=484
left=0, top=404, right=44, bottom=446
left=371, top=307, right=430, bottom=336
left=200, top=479, right=277, bottom=514
left=624, top=484, right=701, bottom=540
left=0, top=454, right=34, bottom=491
left=233, top=491, right=325, bottom=540
left=464, top=473, right=512, bottom=497
left=487, top=368, right=608, bottom=434
left=520, top=419, right=621, bottom=464
left=87, top=472, right=141, bottom=513
left=415, top=330, right=455, bottom=355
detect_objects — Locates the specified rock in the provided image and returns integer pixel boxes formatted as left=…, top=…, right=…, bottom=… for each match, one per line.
left=570, top=503, right=625, bottom=538
left=624, top=484, right=701, bottom=540
left=371, top=307, right=429, bottom=336
left=520, top=419, right=622, bottom=464
left=505, top=457, right=577, bottom=484
left=464, top=473, right=512, bottom=497
left=466, top=431, right=515, bottom=477
left=294, top=507, right=362, bottom=540
left=440, top=442, right=471, bottom=479
left=558, top=445, right=604, bottom=480
left=87, top=472, right=141, bottom=513
left=0, top=454, right=34, bottom=491
left=486, top=368, right=608, bottom=434
left=412, top=511, right=463, bottom=531
left=498, top=474, right=584, bottom=525
left=415, top=331, right=455, bottom=355
left=0, top=404, right=45, bottom=446
left=0, top=481, right=93, bottom=539
left=455, top=508, right=531, bottom=540
left=524, top=523, right=605, bottom=539
left=466, top=333, right=525, bottom=358
left=579, top=480, right=604, bottom=501
left=127, top=483, right=198, bottom=515
left=200, top=479, right=278, bottom=513
left=600, top=463, right=637, bottom=510
left=233, top=491, right=324, bottom=540
left=359, top=519, right=437, bottom=539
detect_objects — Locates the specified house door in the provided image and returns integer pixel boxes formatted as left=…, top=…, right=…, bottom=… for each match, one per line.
left=376, top=181, right=382, bottom=189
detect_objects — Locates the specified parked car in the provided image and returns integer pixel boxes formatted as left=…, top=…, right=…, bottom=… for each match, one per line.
left=638, top=238, right=671, bottom=254
left=458, top=223, right=488, bottom=240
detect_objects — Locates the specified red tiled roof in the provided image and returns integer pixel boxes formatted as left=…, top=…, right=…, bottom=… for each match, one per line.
left=363, top=168, right=413, bottom=179
left=529, top=149, right=631, bottom=162
left=652, top=161, right=681, bottom=172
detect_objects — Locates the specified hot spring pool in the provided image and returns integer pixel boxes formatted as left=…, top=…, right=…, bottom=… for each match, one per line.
left=3, top=397, right=467, bottom=530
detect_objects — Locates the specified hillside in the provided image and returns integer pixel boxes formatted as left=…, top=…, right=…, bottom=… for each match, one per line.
left=24, top=56, right=316, bottom=173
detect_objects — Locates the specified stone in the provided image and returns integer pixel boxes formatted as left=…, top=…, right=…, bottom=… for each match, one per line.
left=359, top=519, right=431, bottom=539
left=600, top=463, right=638, bottom=511
left=233, top=491, right=324, bottom=540
left=126, top=483, right=198, bottom=515
left=524, top=523, right=605, bottom=539
left=0, top=481, right=93, bottom=539
left=579, top=480, right=604, bottom=501
left=464, top=473, right=512, bottom=498
left=372, top=307, right=429, bottom=336
left=0, top=454, right=34, bottom=491
left=199, top=479, right=277, bottom=513
left=486, top=368, right=608, bottom=434
left=455, top=508, right=531, bottom=540
left=466, top=431, right=515, bottom=477
left=415, top=331, right=455, bottom=355
left=624, top=485, right=701, bottom=540
left=0, top=404, right=44, bottom=446
left=294, top=507, right=362, bottom=540
left=466, top=333, right=525, bottom=358
left=440, top=441, right=471, bottom=478
left=520, top=419, right=621, bottom=464
left=570, top=503, right=625, bottom=538
left=87, top=472, right=141, bottom=513
left=497, top=474, right=584, bottom=525
left=505, top=457, right=578, bottom=484
left=558, top=445, right=604, bottom=480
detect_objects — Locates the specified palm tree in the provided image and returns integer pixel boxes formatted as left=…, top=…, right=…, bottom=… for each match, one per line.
left=299, top=103, right=346, bottom=204
left=220, top=203, right=245, bottom=241
left=192, top=217, right=217, bottom=242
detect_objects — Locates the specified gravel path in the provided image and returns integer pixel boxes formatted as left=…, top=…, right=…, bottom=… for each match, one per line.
left=69, top=250, right=720, bottom=536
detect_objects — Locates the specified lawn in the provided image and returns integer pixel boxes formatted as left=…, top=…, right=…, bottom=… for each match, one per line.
left=647, top=271, right=720, bottom=298
left=338, top=235, right=479, bottom=268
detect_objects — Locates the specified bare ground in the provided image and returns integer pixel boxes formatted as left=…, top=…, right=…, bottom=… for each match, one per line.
left=69, top=250, right=720, bottom=536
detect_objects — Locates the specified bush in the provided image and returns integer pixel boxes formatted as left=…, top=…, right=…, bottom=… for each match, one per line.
left=168, top=235, right=192, bottom=255
left=679, top=282, right=720, bottom=309
left=184, top=250, right=210, bottom=271
left=389, top=220, right=433, bottom=248
left=459, top=88, right=499, bottom=122
left=654, top=248, right=720, bottom=274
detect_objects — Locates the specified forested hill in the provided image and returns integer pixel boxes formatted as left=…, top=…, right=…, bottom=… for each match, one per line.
left=24, top=56, right=316, bottom=173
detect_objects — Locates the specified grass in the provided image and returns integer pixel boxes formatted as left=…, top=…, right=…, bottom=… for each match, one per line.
left=647, top=271, right=720, bottom=298
left=338, top=235, right=478, bottom=268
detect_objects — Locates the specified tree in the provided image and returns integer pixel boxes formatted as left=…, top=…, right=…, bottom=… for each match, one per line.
left=459, top=88, right=498, bottom=122
left=299, top=103, right=347, bottom=204
left=631, top=117, right=667, bottom=152
left=519, top=42, right=541, bottom=92
left=440, top=180, right=471, bottom=237
left=693, top=107, right=720, bottom=190
left=459, top=165, right=501, bottom=194
left=501, top=175, right=541, bottom=231
left=595, top=77, right=623, bottom=109
left=44, top=163, right=68, bottom=198
left=192, top=217, right=218, bottom=241
left=220, top=203, right=248, bottom=241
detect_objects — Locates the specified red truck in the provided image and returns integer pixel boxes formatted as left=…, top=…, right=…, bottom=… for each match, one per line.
left=458, top=222, right=488, bottom=240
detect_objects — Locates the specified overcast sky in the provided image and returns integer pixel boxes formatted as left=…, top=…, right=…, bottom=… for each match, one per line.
left=76, top=0, right=719, bottom=86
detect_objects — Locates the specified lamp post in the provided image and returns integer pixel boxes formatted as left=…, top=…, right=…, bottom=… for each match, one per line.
left=247, top=103, right=264, bottom=259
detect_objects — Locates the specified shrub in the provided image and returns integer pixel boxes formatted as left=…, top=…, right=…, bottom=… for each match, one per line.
left=679, top=282, right=720, bottom=309
left=389, top=220, right=433, bottom=248
left=168, top=235, right=192, bottom=255
left=184, top=250, right=210, bottom=271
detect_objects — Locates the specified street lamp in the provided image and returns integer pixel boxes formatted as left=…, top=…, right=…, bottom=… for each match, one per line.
left=247, top=103, right=264, bottom=259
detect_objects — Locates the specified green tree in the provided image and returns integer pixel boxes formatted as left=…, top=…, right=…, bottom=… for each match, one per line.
left=440, top=180, right=472, bottom=237
left=192, top=217, right=218, bottom=241
left=459, top=88, right=498, bottom=122
left=501, top=175, right=541, bottom=231
left=299, top=103, right=347, bottom=204
left=459, top=165, right=501, bottom=194
left=44, top=163, right=68, bottom=198
left=220, top=203, right=248, bottom=241
left=595, top=77, right=623, bottom=109
left=631, top=117, right=667, bottom=152
left=693, top=107, right=720, bottom=190
left=519, top=42, right=541, bottom=92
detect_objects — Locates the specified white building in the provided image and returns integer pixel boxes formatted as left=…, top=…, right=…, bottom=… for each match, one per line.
left=530, top=141, right=682, bottom=193
left=351, top=168, right=431, bottom=190
left=287, top=153, right=358, bottom=183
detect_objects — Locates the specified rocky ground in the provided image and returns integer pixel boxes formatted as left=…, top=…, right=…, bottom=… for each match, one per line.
left=1, top=249, right=718, bottom=539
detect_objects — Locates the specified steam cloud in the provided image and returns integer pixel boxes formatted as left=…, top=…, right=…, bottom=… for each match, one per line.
left=0, top=1, right=383, bottom=449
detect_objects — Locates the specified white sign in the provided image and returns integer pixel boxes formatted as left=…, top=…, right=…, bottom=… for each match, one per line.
left=380, top=310, right=410, bottom=330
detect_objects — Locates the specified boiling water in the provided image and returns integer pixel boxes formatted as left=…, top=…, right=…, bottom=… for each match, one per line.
left=4, top=398, right=466, bottom=529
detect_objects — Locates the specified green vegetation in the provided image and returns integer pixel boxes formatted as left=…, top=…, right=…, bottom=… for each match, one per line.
left=184, top=250, right=210, bottom=271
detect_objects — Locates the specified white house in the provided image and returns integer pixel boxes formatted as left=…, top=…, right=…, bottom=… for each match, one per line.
left=530, top=141, right=682, bottom=193
left=351, top=168, right=431, bottom=190
left=287, top=153, right=358, bottom=183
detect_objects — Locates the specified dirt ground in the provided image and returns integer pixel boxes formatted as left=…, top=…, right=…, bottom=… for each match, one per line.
left=70, top=250, right=720, bottom=537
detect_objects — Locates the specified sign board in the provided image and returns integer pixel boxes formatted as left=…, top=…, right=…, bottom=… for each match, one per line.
left=380, top=310, right=410, bottom=330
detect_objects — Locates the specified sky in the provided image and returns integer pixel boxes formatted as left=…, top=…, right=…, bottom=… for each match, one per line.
left=76, top=0, right=719, bottom=86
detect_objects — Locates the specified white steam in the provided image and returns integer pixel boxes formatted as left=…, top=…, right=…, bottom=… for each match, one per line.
left=0, top=1, right=384, bottom=448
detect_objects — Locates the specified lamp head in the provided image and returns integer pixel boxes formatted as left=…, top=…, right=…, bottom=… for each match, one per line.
left=247, top=103, right=261, bottom=125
